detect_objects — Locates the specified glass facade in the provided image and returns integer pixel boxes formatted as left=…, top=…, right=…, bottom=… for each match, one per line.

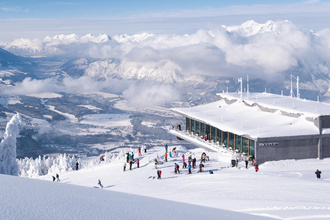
left=242, top=137, right=249, bottom=155
left=183, top=117, right=255, bottom=157
left=201, top=123, right=205, bottom=139
left=250, top=140, right=255, bottom=157
left=211, top=126, right=216, bottom=142
left=229, top=133, right=235, bottom=149
left=217, top=128, right=221, bottom=145
left=191, top=119, right=195, bottom=134
left=205, top=124, right=210, bottom=141
left=235, top=135, right=241, bottom=153
left=196, top=121, right=200, bottom=136
left=223, top=131, right=228, bottom=148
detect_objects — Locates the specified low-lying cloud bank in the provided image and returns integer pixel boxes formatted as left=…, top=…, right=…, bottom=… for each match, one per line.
left=3, top=76, right=181, bottom=108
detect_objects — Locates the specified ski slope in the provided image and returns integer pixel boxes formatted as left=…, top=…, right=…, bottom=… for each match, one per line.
left=29, top=145, right=330, bottom=220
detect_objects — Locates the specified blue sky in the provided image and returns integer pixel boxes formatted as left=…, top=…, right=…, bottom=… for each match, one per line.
left=0, top=0, right=330, bottom=41
left=0, top=0, right=315, bottom=19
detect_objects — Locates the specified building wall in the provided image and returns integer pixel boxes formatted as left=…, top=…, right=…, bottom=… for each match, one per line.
left=321, top=136, right=330, bottom=158
left=256, top=136, right=319, bottom=164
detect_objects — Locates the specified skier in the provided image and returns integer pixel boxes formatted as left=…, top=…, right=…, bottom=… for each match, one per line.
left=315, top=169, right=322, bottom=179
left=182, top=154, right=185, bottom=164
left=155, top=158, right=158, bottom=169
left=56, top=173, right=60, bottom=182
left=52, top=176, right=56, bottom=181
left=100, top=155, right=104, bottom=161
left=123, top=163, right=126, bottom=172
left=129, top=160, right=133, bottom=171
left=176, top=163, right=180, bottom=174
left=172, top=147, right=176, bottom=154
left=138, top=147, right=142, bottom=156
left=183, top=161, right=187, bottom=169
left=126, top=153, right=130, bottom=163
left=157, top=170, right=162, bottom=179
left=188, top=163, right=192, bottom=174
left=144, top=145, right=147, bottom=153
left=199, top=162, right=204, bottom=172
left=131, top=152, right=134, bottom=161
left=137, top=159, right=140, bottom=168
left=174, top=163, right=177, bottom=174
left=165, top=153, right=168, bottom=162
left=245, top=158, right=249, bottom=169
left=193, top=158, right=197, bottom=169
left=76, top=161, right=79, bottom=171
left=255, top=165, right=259, bottom=172
left=165, top=144, right=168, bottom=153
left=98, top=179, right=103, bottom=188
left=169, top=151, right=172, bottom=157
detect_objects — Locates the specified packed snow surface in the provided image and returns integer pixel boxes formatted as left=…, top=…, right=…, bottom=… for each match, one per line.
left=19, top=144, right=330, bottom=220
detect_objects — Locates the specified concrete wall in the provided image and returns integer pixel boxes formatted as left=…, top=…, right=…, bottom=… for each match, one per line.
left=321, top=136, right=330, bottom=158
left=256, top=135, right=319, bottom=164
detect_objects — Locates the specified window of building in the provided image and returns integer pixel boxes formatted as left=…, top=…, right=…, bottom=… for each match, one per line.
left=211, top=126, right=216, bottom=142
left=250, top=140, right=255, bottom=157
left=217, top=128, right=221, bottom=145
left=242, top=137, right=249, bottom=155
left=223, top=131, right=228, bottom=148
left=191, top=119, right=195, bottom=133
left=196, top=121, right=200, bottom=136
left=205, top=124, right=210, bottom=140
left=229, top=132, right=235, bottom=149
left=201, top=123, right=205, bottom=139
left=235, top=135, right=241, bottom=152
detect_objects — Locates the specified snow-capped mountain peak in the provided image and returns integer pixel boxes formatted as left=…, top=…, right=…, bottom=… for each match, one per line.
left=222, top=20, right=281, bottom=36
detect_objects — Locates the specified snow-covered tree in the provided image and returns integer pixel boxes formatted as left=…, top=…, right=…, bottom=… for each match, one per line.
left=0, top=113, right=22, bottom=176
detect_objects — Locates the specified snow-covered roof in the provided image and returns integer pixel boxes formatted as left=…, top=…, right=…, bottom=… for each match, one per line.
left=171, top=92, right=323, bottom=139
left=221, top=92, right=330, bottom=117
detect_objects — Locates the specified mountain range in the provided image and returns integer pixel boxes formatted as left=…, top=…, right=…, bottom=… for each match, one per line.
left=0, top=20, right=330, bottom=158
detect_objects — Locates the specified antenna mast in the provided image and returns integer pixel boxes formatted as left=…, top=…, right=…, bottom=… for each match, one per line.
left=297, top=76, right=300, bottom=99
left=238, top=77, right=243, bottom=100
left=247, top=75, right=250, bottom=96
left=290, top=74, right=293, bottom=98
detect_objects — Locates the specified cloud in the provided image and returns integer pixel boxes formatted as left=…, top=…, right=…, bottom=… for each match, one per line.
left=122, top=82, right=180, bottom=107
left=2, top=20, right=330, bottom=82
left=3, top=78, right=57, bottom=95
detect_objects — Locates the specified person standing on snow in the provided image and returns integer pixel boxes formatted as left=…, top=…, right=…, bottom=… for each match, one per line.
left=165, top=144, right=168, bottom=153
left=315, top=169, right=322, bottom=179
left=137, top=159, right=140, bottom=168
left=188, top=163, right=192, bottom=174
left=245, top=158, right=249, bottom=169
left=123, top=163, right=127, bottom=172
left=129, top=160, right=133, bottom=171
left=199, top=162, right=204, bottom=172
left=52, top=176, right=56, bottom=181
left=98, top=179, right=103, bottom=188
left=56, top=174, right=60, bottom=182
left=76, top=161, right=79, bottom=171
left=255, top=165, right=259, bottom=172
left=193, top=158, right=197, bottom=169
left=154, top=158, right=158, bottom=169
left=165, top=153, right=168, bottom=162
left=176, top=163, right=180, bottom=174
left=182, top=154, right=185, bottom=164
left=157, top=170, right=162, bottom=179
left=138, top=147, right=142, bottom=156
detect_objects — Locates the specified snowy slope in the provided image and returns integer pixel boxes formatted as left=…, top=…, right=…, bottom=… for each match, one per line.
left=31, top=145, right=330, bottom=220
left=0, top=173, right=271, bottom=220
